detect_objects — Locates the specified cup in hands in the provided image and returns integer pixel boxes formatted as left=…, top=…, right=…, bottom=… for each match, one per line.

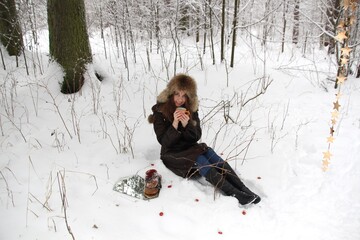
left=176, top=107, right=190, bottom=116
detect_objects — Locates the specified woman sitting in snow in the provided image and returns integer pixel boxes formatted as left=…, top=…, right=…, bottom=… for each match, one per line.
left=148, top=74, right=260, bottom=205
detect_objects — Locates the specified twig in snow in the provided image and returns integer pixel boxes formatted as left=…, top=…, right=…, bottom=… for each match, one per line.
left=57, top=171, right=76, bottom=240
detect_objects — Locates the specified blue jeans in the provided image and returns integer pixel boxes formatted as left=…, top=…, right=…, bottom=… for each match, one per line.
left=195, top=148, right=225, bottom=176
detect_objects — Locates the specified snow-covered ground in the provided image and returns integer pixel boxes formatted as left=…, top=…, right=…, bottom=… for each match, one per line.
left=1, top=31, right=360, bottom=240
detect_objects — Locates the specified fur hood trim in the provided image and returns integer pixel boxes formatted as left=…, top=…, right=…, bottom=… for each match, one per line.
left=157, top=74, right=199, bottom=112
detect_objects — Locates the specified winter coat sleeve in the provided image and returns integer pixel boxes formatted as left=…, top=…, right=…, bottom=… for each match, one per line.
left=152, top=109, right=202, bottom=148
left=152, top=111, right=182, bottom=148
left=181, top=111, right=202, bottom=142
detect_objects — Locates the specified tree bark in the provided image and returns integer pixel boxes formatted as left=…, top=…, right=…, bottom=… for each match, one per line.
left=195, top=5, right=200, bottom=43
left=292, top=0, right=300, bottom=45
left=281, top=0, right=287, bottom=53
left=0, top=0, right=24, bottom=56
left=203, top=1, right=207, bottom=54
left=208, top=0, right=215, bottom=65
left=47, top=0, right=92, bottom=94
left=324, top=0, right=341, bottom=54
left=221, top=0, right=225, bottom=62
left=230, top=0, right=239, bottom=68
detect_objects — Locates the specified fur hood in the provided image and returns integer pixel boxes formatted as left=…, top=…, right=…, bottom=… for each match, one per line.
left=148, top=74, right=199, bottom=124
left=157, top=74, right=199, bottom=112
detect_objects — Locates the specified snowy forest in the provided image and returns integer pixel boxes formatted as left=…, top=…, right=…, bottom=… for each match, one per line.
left=1, top=0, right=360, bottom=86
left=1, top=0, right=360, bottom=239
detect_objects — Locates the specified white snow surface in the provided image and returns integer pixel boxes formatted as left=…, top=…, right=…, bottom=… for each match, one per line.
left=1, top=31, right=360, bottom=240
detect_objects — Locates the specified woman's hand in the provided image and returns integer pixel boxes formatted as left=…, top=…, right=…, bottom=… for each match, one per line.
left=173, top=109, right=190, bottom=129
left=178, top=110, right=189, bottom=127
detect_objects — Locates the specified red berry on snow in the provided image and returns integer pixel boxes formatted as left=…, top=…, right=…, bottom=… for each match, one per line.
left=242, top=210, right=246, bottom=215
left=167, top=185, right=172, bottom=188
left=257, top=176, right=261, bottom=179
left=159, top=212, right=164, bottom=216
left=218, top=231, right=223, bottom=234
left=195, top=198, right=199, bottom=202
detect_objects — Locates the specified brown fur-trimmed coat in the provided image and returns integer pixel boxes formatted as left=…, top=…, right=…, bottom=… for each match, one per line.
left=148, top=74, right=208, bottom=178
left=149, top=103, right=208, bottom=178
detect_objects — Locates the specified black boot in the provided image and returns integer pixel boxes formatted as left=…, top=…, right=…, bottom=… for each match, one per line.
left=220, top=162, right=261, bottom=204
left=205, top=168, right=257, bottom=205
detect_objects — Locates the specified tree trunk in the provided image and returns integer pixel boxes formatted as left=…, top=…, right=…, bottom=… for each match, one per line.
left=124, top=0, right=136, bottom=63
left=221, top=0, right=225, bottom=62
left=99, top=4, right=107, bottom=59
left=203, top=1, right=207, bottom=54
left=292, top=0, right=300, bottom=45
left=154, top=1, right=160, bottom=54
left=0, top=0, right=24, bottom=56
left=230, top=0, right=239, bottom=68
left=281, top=0, right=287, bottom=53
left=179, top=4, right=189, bottom=32
left=47, top=0, right=92, bottom=94
left=324, top=0, right=341, bottom=54
left=195, top=5, right=200, bottom=43
left=208, top=0, right=215, bottom=65
left=262, top=0, right=270, bottom=46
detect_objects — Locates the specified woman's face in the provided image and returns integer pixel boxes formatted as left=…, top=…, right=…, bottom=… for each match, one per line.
left=173, top=90, right=187, bottom=107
